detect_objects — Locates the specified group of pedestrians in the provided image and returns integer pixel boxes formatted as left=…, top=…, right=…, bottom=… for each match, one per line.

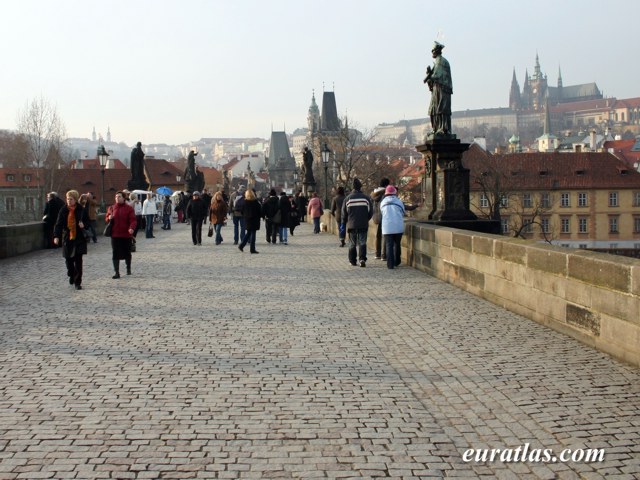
left=50, top=176, right=410, bottom=291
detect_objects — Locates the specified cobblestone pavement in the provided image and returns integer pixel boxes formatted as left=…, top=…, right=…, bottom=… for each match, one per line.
left=0, top=221, right=639, bottom=479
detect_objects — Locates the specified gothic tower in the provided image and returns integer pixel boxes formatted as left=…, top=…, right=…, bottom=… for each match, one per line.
left=307, top=91, right=320, bottom=134
left=509, top=68, right=521, bottom=110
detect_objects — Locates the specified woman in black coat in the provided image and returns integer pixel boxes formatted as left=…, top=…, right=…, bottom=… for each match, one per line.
left=53, top=190, right=89, bottom=290
left=278, top=191, right=291, bottom=244
left=238, top=189, right=261, bottom=254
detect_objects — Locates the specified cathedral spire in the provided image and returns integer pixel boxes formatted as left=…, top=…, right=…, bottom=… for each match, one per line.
left=557, top=66, right=563, bottom=88
left=307, top=90, right=320, bottom=133
left=509, top=68, right=521, bottom=111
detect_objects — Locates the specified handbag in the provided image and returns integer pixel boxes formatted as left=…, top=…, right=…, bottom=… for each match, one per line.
left=273, top=210, right=282, bottom=224
left=103, top=220, right=112, bottom=237
left=130, top=238, right=137, bottom=252
left=207, top=224, right=214, bottom=237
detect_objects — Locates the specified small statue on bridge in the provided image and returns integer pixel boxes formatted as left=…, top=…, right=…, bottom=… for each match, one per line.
left=183, top=150, right=198, bottom=193
left=424, top=41, right=453, bottom=138
left=301, top=147, right=315, bottom=185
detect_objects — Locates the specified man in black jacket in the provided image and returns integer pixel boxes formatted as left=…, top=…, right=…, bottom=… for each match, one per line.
left=186, top=191, right=207, bottom=245
left=341, top=178, right=373, bottom=267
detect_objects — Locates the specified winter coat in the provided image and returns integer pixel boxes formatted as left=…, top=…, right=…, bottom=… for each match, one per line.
left=209, top=199, right=228, bottom=225
left=278, top=195, right=291, bottom=227
left=54, top=204, right=89, bottom=258
left=341, top=190, right=373, bottom=230
left=330, top=194, right=345, bottom=224
left=307, top=196, right=323, bottom=219
left=106, top=202, right=137, bottom=239
left=242, top=199, right=262, bottom=231
left=186, top=198, right=208, bottom=222
left=142, top=198, right=157, bottom=215
left=380, top=194, right=405, bottom=235
left=262, top=195, right=280, bottom=221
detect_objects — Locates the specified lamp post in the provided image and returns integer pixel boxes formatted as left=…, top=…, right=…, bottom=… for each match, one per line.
left=97, top=145, right=109, bottom=213
left=176, top=174, right=181, bottom=189
left=321, top=142, right=331, bottom=209
left=293, top=169, right=298, bottom=192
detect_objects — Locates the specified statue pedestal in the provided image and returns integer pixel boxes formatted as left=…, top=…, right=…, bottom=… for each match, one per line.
left=417, top=138, right=500, bottom=234
left=127, top=178, right=149, bottom=192
left=303, top=182, right=316, bottom=197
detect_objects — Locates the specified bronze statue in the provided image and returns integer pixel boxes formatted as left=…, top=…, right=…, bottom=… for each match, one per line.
left=301, top=147, right=315, bottom=184
left=424, top=41, right=453, bottom=137
left=183, top=150, right=198, bottom=192
left=130, top=142, right=145, bottom=182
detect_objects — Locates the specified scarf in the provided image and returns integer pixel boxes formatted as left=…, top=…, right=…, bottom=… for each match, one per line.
left=67, top=205, right=77, bottom=240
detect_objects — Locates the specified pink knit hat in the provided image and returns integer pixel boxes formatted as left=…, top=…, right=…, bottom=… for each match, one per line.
left=385, top=185, right=397, bottom=195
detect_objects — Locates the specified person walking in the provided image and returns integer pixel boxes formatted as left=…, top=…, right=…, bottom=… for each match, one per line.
left=278, top=191, right=291, bottom=245
left=53, top=190, right=89, bottom=290
left=330, top=186, right=346, bottom=247
left=295, top=190, right=308, bottom=223
left=238, top=188, right=261, bottom=254
left=43, top=192, right=65, bottom=249
left=341, top=178, right=373, bottom=267
left=380, top=185, right=406, bottom=270
left=307, top=192, right=323, bottom=234
left=262, top=189, right=280, bottom=244
left=230, top=185, right=246, bottom=245
left=209, top=191, right=228, bottom=245
left=371, top=177, right=390, bottom=260
left=142, top=194, right=157, bottom=238
left=289, top=195, right=300, bottom=236
left=105, top=191, right=137, bottom=279
left=186, top=191, right=207, bottom=245
left=201, top=189, right=212, bottom=224
left=85, top=192, right=99, bottom=243
left=161, top=196, right=172, bottom=230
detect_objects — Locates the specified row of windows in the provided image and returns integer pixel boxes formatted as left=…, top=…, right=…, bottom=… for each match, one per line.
left=481, top=192, right=640, bottom=209
left=4, top=174, right=33, bottom=182
left=2, top=197, right=36, bottom=212
left=501, top=216, right=640, bottom=234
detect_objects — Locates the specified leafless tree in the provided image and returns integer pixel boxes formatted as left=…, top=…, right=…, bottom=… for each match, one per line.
left=16, top=96, right=67, bottom=219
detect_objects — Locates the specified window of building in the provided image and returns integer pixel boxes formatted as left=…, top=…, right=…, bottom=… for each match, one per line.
left=480, top=193, right=488, bottom=208
left=540, top=192, right=551, bottom=208
left=500, top=195, right=508, bottom=208
left=579, top=244, right=588, bottom=249
left=561, top=217, right=571, bottom=233
left=541, top=217, right=550, bottom=234
left=23, top=174, right=31, bottom=182
left=501, top=218, right=510, bottom=234
left=633, top=192, right=640, bottom=207
left=522, top=193, right=532, bottom=208
left=561, top=193, right=570, bottom=207
left=523, top=218, right=533, bottom=234
left=609, top=216, right=619, bottom=234
left=25, top=197, right=35, bottom=212
left=578, top=217, right=588, bottom=233
left=634, top=216, right=640, bottom=233
left=578, top=192, right=588, bottom=207
left=609, top=192, right=619, bottom=207
left=5, top=197, right=15, bottom=211
left=6, top=174, right=15, bottom=182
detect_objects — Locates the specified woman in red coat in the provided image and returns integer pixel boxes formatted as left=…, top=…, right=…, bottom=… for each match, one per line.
left=105, top=191, right=137, bottom=279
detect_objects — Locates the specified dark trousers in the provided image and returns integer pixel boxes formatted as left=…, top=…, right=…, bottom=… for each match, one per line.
left=191, top=220, right=203, bottom=244
left=384, top=233, right=403, bottom=269
left=239, top=229, right=257, bottom=252
left=375, top=222, right=386, bottom=258
left=347, top=229, right=368, bottom=264
left=265, top=220, right=278, bottom=243
left=65, top=254, right=83, bottom=286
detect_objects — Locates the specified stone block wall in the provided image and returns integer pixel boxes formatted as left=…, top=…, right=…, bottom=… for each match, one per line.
left=392, top=220, right=639, bottom=367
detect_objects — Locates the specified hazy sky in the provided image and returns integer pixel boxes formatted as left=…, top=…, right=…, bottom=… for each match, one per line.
left=1, top=0, right=638, bottom=146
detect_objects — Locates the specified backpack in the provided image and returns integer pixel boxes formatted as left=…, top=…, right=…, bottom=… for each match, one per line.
left=233, top=194, right=244, bottom=212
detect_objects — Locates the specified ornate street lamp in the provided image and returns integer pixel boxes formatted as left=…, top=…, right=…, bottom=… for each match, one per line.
left=97, top=145, right=109, bottom=213
left=321, top=142, right=331, bottom=209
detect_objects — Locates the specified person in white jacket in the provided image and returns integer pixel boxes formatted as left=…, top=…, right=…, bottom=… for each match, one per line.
left=142, top=195, right=158, bottom=238
left=380, top=185, right=405, bottom=270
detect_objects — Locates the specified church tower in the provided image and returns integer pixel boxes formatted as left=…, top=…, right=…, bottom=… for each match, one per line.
left=92, top=126, right=97, bottom=142
left=106, top=126, right=111, bottom=143
left=307, top=91, right=320, bottom=134
left=529, top=54, right=548, bottom=111
left=509, top=68, right=521, bottom=111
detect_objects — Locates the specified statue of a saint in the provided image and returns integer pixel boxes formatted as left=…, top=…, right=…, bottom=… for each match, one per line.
left=195, top=165, right=205, bottom=193
left=301, top=147, right=315, bottom=184
left=424, top=41, right=453, bottom=137
left=183, top=150, right=198, bottom=192
left=130, top=142, right=145, bottom=182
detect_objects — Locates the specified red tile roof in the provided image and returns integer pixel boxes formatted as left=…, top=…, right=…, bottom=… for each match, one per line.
left=463, top=147, right=640, bottom=191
